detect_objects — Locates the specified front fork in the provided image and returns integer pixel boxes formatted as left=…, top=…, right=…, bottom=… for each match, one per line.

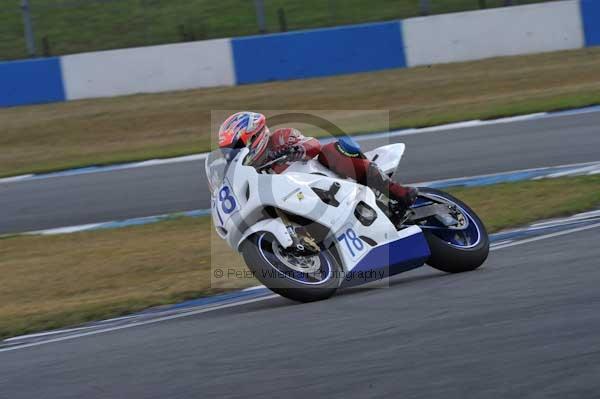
left=275, top=209, right=321, bottom=255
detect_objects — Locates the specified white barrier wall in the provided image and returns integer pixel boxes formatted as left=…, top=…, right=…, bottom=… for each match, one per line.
left=402, top=0, right=584, bottom=67
left=4, top=0, right=594, bottom=107
left=61, top=39, right=235, bottom=100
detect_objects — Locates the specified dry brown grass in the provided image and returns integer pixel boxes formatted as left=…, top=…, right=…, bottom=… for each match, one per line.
left=1, top=175, right=599, bottom=339
left=0, top=217, right=253, bottom=339
left=447, top=175, right=600, bottom=232
left=2, top=48, right=600, bottom=177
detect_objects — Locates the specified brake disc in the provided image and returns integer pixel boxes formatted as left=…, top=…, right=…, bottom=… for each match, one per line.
left=272, top=243, right=322, bottom=274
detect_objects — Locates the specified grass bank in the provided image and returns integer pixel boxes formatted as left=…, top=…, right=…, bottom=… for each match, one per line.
left=2, top=47, right=600, bottom=178
left=1, top=0, right=552, bottom=60
left=1, top=175, right=599, bottom=340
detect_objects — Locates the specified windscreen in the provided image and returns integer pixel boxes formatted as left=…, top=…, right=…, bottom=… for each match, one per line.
left=205, top=148, right=240, bottom=193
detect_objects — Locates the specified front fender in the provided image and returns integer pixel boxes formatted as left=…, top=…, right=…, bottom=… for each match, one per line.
left=236, top=218, right=294, bottom=251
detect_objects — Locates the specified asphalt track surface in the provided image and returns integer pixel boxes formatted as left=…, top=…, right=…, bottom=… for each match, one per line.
left=1, top=225, right=599, bottom=398
left=2, top=110, right=600, bottom=234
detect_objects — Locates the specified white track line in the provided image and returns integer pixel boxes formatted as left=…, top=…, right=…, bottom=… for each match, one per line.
left=413, top=160, right=600, bottom=187
left=0, top=174, right=34, bottom=184
left=0, top=154, right=210, bottom=185
left=1, top=222, right=599, bottom=353
left=3, top=107, right=596, bottom=186
left=0, top=294, right=279, bottom=354
left=490, top=222, right=600, bottom=251
left=3, top=325, right=101, bottom=342
left=6, top=159, right=598, bottom=239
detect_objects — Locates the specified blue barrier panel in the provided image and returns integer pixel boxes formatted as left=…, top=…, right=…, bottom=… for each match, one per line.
left=581, top=0, right=600, bottom=47
left=232, top=21, right=406, bottom=84
left=0, top=58, right=65, bottom=107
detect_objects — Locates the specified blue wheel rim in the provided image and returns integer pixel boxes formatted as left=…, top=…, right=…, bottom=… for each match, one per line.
left=414, top=194, right=482, bottom=249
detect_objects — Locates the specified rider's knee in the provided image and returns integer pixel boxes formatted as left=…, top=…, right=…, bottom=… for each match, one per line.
left=318, top=137, right=369, bottom=182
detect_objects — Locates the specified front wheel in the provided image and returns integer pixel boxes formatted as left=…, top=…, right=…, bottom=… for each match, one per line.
left=415, top=188, right=489, bottom=273
left=240, top=232, right=343, bottom=302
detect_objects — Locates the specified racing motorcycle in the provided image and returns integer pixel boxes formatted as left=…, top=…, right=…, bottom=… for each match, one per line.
left=206, top=142, right=489, bottom=302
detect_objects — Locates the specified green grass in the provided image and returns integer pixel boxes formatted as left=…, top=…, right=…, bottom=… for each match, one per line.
left=1, top=174, right=599, bottom=340
left=1, top=0, right=556, bottom=60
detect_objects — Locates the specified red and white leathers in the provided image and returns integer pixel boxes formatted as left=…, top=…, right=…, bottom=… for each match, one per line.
left=246, top=128, right=417, bottom=209
left=247, top=127, right=321, bottom=173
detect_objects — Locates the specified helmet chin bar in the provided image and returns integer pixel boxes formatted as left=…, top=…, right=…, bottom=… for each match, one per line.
left=246, top=125, right=268, bottom=146
left=245, top=126, right=270, bottom=165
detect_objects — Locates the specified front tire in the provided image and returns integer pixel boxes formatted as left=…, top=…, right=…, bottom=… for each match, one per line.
left=240, top=232, right=342, bottom=302
left=417, top=188, right=490, bottom=273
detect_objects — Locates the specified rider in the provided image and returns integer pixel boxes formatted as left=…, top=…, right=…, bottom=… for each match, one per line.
left=218, top=111, right=418, bottom=216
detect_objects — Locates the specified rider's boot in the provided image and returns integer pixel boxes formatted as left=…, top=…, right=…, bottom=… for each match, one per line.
left=317, top=138, right=418, bottom=217
left=366, top=163, right=418, bottom=218
left=388, top=184, right=418, bottom=219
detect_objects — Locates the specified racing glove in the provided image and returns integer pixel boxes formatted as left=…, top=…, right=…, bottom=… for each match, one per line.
left=270, top=145, right=306, bottom=162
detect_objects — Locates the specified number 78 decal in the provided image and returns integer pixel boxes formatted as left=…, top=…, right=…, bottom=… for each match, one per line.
left=337, top=228, right=365, bottom=258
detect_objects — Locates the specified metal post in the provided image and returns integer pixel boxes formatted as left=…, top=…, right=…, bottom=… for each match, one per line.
left=328, top=0, right=336, bottom=25
left=141, top=0, right=150, bottom=46
left=254, top=0, right=266, bottom=34
left=277, top=8, right=287, bottom=32
left=20, top=0, right=37, bottom=57
left=419, top=0, right=430, bottom=16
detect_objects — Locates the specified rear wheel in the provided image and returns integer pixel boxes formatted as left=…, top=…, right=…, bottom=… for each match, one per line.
left=415, top=188, right=489, bottom=273
left=240, top=232, right=342, bottom=302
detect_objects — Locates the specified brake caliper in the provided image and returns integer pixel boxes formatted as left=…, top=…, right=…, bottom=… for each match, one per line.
left=287, top=226, right=321, bottom=256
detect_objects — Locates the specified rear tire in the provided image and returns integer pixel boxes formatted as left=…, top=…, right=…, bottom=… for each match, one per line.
left=240, top=232, right=342, bottom=302
left=418, top=188, right=489, bottom=273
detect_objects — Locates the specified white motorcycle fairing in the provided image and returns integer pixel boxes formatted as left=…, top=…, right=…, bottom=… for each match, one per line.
left=206, top=145, right=430, bottom=287
left=364, top=143, right=406, bottom=175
